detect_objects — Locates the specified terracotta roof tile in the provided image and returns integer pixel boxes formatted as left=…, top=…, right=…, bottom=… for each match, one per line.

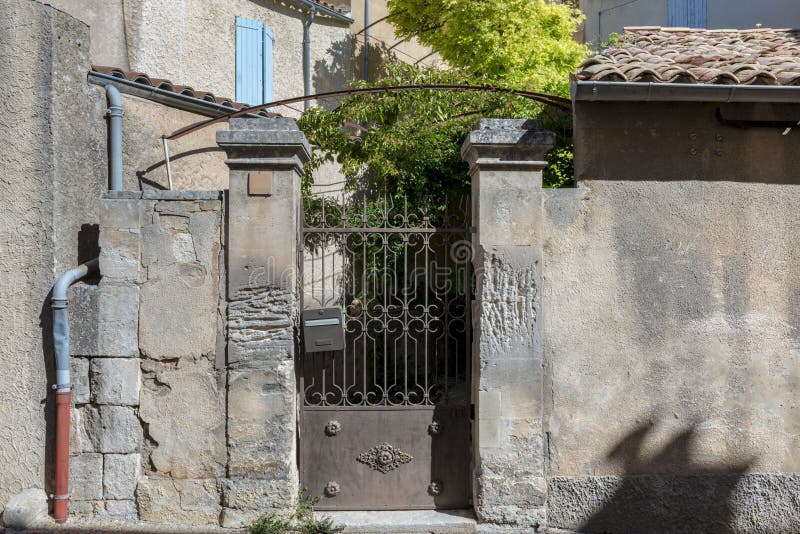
left=313, top=0, right=348, bottom=14
left=92, top=65, right=281, bottom=115
left=576, top=27, right=800, bottom=85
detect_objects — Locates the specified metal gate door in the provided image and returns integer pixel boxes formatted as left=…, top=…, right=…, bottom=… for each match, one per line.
left=300, top=194, right=472, bottom=510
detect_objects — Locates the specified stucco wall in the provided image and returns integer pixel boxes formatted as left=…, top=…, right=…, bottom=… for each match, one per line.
left=542, top=180, right=800, bottom=475
left=120, top=97, right=230, bottom=191
left=0, top=0, right=105, bottom=514
left=580, top=0, right=800, bottom=47
left=38, top=0, right=129, bottom=68
left=574, top=101, right=800, bottom=184
left=540, top=103, right=800, bottom=531
left=348, top=0, right=442, bottom=80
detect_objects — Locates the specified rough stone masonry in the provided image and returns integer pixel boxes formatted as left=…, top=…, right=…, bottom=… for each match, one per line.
left=72, top=190, right=225, bottom=523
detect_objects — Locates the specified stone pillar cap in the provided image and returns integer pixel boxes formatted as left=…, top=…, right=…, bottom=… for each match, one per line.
left=217, top=117, right=312, bottom=170
left=461, top=118, right=556, bottom=172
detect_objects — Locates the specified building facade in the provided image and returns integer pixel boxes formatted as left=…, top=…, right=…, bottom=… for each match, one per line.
left=579, top=0, right=800, bottom=46
left=2, top=2, right=800, bottom=532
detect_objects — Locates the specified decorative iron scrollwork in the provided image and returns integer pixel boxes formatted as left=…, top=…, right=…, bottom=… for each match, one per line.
left=428, top=421, right=442, bottom=435
left=324, top=481, right=340, bottom=497
left=356, top=442, right=413, bottom=473
left=428, top=480, right=443, bottom=496
left=324, top=420, right=341, bottom=436
left=301, top=193, right=473, bottom=409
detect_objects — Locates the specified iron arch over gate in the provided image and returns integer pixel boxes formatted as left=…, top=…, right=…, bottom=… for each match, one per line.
left=299, top=192, right=473, bottom=510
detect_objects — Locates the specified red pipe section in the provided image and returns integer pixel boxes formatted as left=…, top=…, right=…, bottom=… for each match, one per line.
left=51, top=258, right=98, bottom=523
left=53, top=390, right=72, bottom=523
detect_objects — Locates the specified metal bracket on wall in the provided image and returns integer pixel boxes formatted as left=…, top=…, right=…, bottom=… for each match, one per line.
left=715, top=107, right=800, bottom=132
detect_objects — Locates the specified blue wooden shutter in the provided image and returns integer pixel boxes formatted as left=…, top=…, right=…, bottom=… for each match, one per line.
left=669, top=0, right=707, bottom=28
left=236, top=17, right=264, bottom=105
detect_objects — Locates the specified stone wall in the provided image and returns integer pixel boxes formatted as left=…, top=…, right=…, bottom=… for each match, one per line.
left=74, top=191, right=224, bottom=523
left=216, top=118, right=309, bottom=528
left=78, top=118, right=308, bottom=528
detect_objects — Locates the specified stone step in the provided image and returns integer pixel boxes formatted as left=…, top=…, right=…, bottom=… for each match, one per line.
left=318, top=509, right=477, bottom=534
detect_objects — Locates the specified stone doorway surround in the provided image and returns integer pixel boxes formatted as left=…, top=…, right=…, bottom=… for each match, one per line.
left=219, top=117, right=555, bottom=531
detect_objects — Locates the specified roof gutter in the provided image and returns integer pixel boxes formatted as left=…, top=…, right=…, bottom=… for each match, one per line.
left=295, top=0, right=353, bottom=23
left=572, top=81, right=800, bottom=104
left=88, top=70, right=273, bottom=119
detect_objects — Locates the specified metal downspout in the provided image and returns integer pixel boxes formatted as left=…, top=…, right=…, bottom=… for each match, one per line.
left=363, top=0, right=370, bottom=82
left=303, top=6, right=316, bottom=110
left=51, top=258, right=99, bottom=523
left=106, top=85, right=123, bottom=191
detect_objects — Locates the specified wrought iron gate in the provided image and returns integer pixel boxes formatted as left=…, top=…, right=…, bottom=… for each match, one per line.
left=299, top=193, right=473, bottom=510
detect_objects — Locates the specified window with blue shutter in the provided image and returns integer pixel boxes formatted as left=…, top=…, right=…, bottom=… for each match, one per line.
left=235, top=17, right=274, bottom=105
left=668, top=0, right=707, bottom=28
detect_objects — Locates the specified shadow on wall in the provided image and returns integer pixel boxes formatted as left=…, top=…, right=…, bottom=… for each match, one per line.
left=135, top=147, right=225, bottom=191
left=576, top=422, right=755, bottom=534
left=313, top=37, right=397, bottom=110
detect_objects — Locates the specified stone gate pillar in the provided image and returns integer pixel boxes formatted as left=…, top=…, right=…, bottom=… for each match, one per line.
left=461, top=119, right=555, bottom=529
left=217, top=118, right=310, bottom=527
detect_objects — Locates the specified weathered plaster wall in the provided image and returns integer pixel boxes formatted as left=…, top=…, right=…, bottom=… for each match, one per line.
left=542, top=181, right=800, bottom=478
left=540, top=104, right=800, bottom=531
left=38, top=0, right=129, bottom=67
left=580, top=0, right=800, bottom=47
left=0, top=0, right=105, bottom=515
left=124, top=0, right=352, bottom=113
left=574, top=101, right=800, bottom=184
left=120, top=97, right=230, bottom=191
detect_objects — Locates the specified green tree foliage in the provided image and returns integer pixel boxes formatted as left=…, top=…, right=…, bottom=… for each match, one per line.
left=299, top=61, right=575, bottom=200
left=298, top=1, right=586, bottom=199
left=387, top=0, right=587, bottom=96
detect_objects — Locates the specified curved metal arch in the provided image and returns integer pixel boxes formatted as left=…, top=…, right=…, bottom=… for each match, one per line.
left=166, top=84, right=572, bottom=140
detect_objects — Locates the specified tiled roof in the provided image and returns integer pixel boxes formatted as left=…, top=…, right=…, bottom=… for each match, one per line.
left=92, top=66, right=281, bottom=115
left=575, top=27, right=800, bottom=85
left=309, top=0, right=349, bottom=15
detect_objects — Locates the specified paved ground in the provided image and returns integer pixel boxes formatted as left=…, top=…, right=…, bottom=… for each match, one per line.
left=3, top=509, right=479, bottom=533
left=323, top=510, right=477, bottom=533
left=3, top=519, right=244, bottom=533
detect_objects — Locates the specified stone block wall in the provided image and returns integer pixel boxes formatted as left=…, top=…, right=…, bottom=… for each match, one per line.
left=70, top=119, right=308, bottom=529
left=72, top=191, right=225, bottom=523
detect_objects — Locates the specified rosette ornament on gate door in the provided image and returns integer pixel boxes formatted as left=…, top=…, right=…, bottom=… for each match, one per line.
left=356, top=443, right=414, bottom=473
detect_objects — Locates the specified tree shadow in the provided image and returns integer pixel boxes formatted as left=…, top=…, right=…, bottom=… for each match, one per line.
left=135, top=146, right=225, bottom=191
left=577, top=422, right=755, bottom=534
left=312, top=36, right=397, bottom=110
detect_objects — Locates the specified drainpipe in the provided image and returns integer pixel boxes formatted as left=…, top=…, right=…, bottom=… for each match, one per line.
left=363, top=0, right=370, bottom=82
left=303, top=6, right=316, bottom=110
left=51, top=258, right=99, bottom=523
left=106, top=85, right=123, bottom=191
